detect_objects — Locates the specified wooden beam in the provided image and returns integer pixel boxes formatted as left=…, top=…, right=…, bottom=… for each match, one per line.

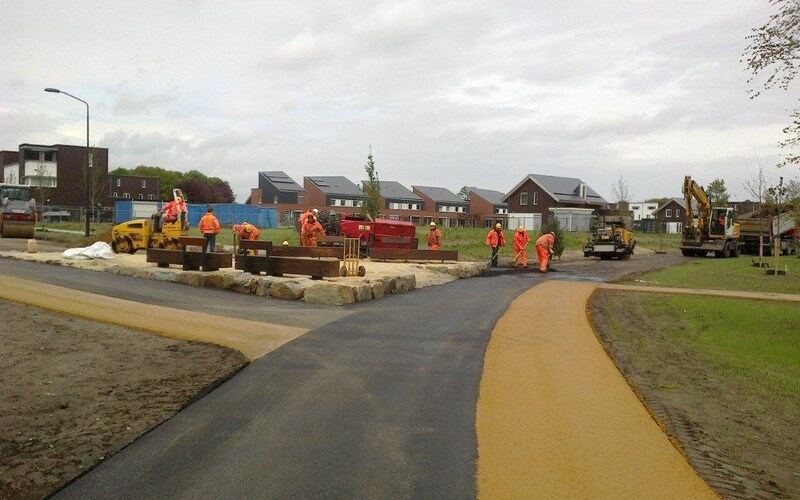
left=235, top=255, right=340, bottom=280
left=147, top=248, right=232, bottom=271
left=370, top=248, right=458, bottom=262
left=239, top=240, right=273, bottom=252
left=271, top=246, right=343, bottom=258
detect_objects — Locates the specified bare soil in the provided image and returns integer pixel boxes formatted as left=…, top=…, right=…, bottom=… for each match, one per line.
left=589, top=290, right=797, bottom=499
left=0, top=299, right=247, bottom=500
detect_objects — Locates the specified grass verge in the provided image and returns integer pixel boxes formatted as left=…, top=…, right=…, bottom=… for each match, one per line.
left=619, top=254, right=800, bottom=294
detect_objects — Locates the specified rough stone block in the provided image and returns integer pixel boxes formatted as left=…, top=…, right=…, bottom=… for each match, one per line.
left=304, top=283, right=356, bottom=305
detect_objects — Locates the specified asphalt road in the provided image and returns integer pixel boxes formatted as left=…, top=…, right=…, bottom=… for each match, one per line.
left=0, top=252, right=684, bottom=499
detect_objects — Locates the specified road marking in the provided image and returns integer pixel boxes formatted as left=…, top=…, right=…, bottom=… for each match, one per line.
left=477, top=280, right=716, bottom=499
left=0, top=275, right=307, bottom=360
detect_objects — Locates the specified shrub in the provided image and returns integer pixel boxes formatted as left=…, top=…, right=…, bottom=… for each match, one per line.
left=540, top=218, right=565, bottom=257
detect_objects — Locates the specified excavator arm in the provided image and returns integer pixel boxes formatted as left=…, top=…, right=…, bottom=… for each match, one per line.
left=683, top=176, right=711, bottom=232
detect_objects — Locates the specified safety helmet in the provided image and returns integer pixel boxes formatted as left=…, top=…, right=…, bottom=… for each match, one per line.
left=495, top=223, right=502, bottom=229
left=430, top=222, right=437, bottom=227
left=518, top=226, right=525, bottom=232
left=550, top=231, right=555, bottom=236
left=312, top=208, right=319, bottom=215
left=282, top=240, right=289, bottom=246
left=243, top=223, right=252, bottom=233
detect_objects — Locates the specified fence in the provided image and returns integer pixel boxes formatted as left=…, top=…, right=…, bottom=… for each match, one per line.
left=37, top=205, right=116, bottom=224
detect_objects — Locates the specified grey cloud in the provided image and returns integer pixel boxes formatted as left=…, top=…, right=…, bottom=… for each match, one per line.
left=112, top=90, right=180, bottom=116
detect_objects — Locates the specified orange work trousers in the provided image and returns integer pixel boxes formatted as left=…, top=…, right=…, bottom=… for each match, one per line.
left=536, top=245, right=550, bottom=272
left=513, top=248, right=527, bottom=267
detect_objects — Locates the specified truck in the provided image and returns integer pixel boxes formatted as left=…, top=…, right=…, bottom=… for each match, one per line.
left=737, top=208, right=797, bottom=256
left=583, top=216, right=636, bottom=260
left=319, top=212, right=418, bottom=256
left=680, top=175, right=741, bottom=258
left=0, top=184, right=37, bottom=239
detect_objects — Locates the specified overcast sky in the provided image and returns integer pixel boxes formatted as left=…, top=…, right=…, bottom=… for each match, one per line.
left=1, top=0, right=795, bottom=202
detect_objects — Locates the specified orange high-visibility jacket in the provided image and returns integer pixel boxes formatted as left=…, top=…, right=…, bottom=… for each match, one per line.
left=233, top=223, right=260, bottom=241
left=427, top=228, right=442, bottom=248
left=199, top=213, right=220, bottom=234
left=513, top=230, right=530, bottom=251
left=160, top=201, right=178, bottom=221
left=485, top=229, right=505, bottom=247
left=535, top=233, right=555, bottom=249
left=301, top=220, right=324, bottom=239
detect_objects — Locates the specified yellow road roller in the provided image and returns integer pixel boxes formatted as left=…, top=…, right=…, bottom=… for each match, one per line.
left=0, top=184, right=37, bottom=239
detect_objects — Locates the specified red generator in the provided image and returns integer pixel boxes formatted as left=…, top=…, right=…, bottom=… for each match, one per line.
left=338, top=214, right=418, bottom=255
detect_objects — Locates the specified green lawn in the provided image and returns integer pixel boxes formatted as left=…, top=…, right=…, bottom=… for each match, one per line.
left=590, top=291, right=800, bottom=495
left=622, top=255, right=800, bottom=294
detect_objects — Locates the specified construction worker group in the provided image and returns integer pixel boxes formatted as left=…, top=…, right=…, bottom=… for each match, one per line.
left=160, top=198, right=559, bottom=271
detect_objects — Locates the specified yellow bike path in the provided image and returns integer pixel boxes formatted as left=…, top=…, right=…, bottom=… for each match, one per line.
left=477, top=280, right=717, bottom=499
left=0, top=275, right=306, bottom=360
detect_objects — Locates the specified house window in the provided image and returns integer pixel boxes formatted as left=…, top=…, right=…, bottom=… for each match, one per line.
left=666, top=209, right=672, bottom=217
left=273, top=195, right=278, bottom=203
left=148, top=194, right=154, bottom=200
left=485, top=219, right=494, bottom=228
left=116, top=179, right=121, bottom=187
left=533, top=192, right=539, bottom=206
left=123, top=192, right=130, bottom=198
left=297, top=195, right=304, bottom=204
left=579, top=184, right=587, bottom=198
left=113, top=191, right=118, bottom=197
left=139, top=194, right=143, bottom=200
left=142, top=180, right=146, bottom=188
left=520, top=192, right=528, bottom=206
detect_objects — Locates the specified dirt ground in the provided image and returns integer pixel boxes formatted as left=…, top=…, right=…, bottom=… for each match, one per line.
left=589, top=290, right=798, bottom=499
left=0, top=299, right=247, bottom=500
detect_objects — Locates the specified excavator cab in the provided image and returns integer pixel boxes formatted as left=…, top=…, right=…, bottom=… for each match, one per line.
left=709, top=208, right=737, bottom=238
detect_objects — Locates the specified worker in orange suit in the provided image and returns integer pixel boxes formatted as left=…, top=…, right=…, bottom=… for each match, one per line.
left=427, top=222, right=442, bottom=250
left=198, top=206, right=221, bottom=252
left=298, top=208, right=319, bottom=226
left=233, top=222, right=260, bottom=254
left=160, top=196, right=182, bottom=223
left=513, top=226, right=530, bottom=268
left=301, top=215, right=325, bottom=247
left=535, top=231, right=556, bottom=273
left=485, top=223, right=506, bottom=267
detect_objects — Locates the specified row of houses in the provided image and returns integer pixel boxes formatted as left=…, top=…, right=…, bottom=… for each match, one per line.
left=246, top=171, right=613, bottom=231
left=4, top=142, right=759, bottom=233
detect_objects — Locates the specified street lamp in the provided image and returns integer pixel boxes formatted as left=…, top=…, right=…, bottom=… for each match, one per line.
left=44, top=87, right=91, bottom=237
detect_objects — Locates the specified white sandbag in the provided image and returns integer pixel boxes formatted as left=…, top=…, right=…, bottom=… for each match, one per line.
left=62, top=241, right=117, bottom=260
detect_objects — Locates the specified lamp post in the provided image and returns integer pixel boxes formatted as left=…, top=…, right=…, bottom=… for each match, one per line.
left=44, top=87, right=91, bottom=237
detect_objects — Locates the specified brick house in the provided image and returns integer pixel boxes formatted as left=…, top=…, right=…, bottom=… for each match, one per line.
left=411, top=186, right=468, bottom=227
left=502, top=174, right=608, bottom=231
left=654, top=197, right=699, bottom=234
left=304, top=176, right=366, bottom=212
left=363, top=180, right=425, bottom=223
left=246, top=171, right=307, bottom=225
left=108, top=175, right=160, bottom=202
left=468, top=188, right=508, bottom=228
left=1, top=143, right=109, bottom=207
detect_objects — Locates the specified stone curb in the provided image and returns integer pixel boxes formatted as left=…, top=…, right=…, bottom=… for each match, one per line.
left=0, top=252, right=488, bottom=306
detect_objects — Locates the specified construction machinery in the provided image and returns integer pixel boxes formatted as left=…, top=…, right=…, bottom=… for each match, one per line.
left=737, top=207, right=797, bottom=256
left=320, top=212, right=418, bottom=257
left=110, top=189, right=188, bottom=254
left=583, top=215, right=636, bottom=260
left=680, top=176, right=741, bottom=258
left=0, top=184, right=37, bottom=238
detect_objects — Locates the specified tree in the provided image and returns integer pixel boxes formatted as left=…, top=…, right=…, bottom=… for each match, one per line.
left=611, top=175, right=631, bottom=203
left=743, top=0, right=800, bottom=166
left=31, top=163, right=52, bottom=204
left=786, top=178, right=800, bottom=202
left=705, top=178, right=730, bottom=206
left=458, top=186, right=475, bottom=201
left=742, top=159, right=771, bottom=205
left=361, top=146, right=381, bottom=220
left=108, top=165, right=236, bottom=202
